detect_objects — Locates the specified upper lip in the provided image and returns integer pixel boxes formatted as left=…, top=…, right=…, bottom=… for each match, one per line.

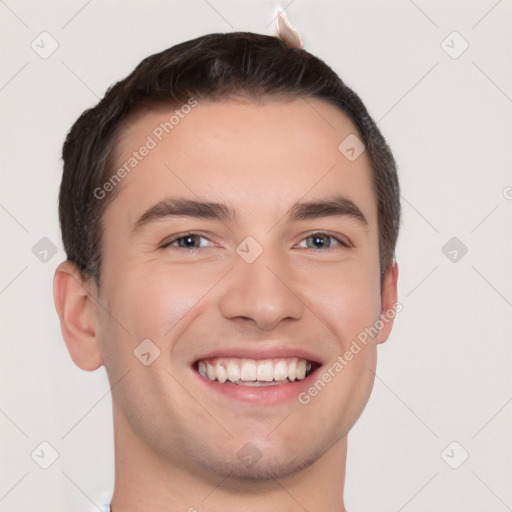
left=193, top=344, right=325, bottom=366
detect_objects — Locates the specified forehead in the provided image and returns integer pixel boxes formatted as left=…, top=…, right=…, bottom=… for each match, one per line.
left=106, top=97, right=377, bottom=228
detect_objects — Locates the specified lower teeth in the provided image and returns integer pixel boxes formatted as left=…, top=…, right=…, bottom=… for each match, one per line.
left=233, top=379, right=291, bottom=386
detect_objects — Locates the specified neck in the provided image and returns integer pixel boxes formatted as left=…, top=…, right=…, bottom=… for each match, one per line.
left=109, top=404, right=347, bottom=512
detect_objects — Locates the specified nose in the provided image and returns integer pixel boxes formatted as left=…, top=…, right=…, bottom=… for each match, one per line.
left=218, top=244, right=304, bottom=331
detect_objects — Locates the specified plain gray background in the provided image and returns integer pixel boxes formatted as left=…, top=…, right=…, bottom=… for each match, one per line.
left=1, top=1, right=511, bottom=511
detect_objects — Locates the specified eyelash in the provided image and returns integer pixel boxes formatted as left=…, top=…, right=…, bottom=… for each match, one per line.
left=159, top=231, right=351, bottom=250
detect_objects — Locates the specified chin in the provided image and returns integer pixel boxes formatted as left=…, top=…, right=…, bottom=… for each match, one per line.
left=192, top=441, right=326, bottom=484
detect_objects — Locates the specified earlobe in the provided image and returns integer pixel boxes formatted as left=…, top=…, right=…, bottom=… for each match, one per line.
left=53, top=261, right=103, bottom=371
left=377, top=261, right=399, bottom=345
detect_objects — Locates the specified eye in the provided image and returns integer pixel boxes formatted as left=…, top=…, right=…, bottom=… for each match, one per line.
left=160, top=232, right=212, bottom=249
left=297, top=232, right=349, bottom=250
left=159, top=231, right=349, bottom=251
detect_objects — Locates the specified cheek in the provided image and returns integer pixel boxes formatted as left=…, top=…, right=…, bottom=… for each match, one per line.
left=106, top=261, right=226, bottom=346
left=298, top=265, right=381, bottom=432
left=301, top=260, right=382, bottom=343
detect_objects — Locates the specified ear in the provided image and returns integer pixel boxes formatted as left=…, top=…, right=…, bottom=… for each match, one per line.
left=376, top=261, right=399, bottom=345
left=53, top=261, right=103, bottom=371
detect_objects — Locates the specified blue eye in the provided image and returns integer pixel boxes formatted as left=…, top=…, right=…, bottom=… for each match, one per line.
left=161, top=233, right=210, bottom=249
left=298, top=233, right=347, bottom=250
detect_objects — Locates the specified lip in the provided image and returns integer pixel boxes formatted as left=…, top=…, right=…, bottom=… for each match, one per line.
left=193, top=366, right=321, bottom=405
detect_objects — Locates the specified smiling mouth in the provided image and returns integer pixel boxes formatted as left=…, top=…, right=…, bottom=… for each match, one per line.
left=194, top=357, right=318, bottom=386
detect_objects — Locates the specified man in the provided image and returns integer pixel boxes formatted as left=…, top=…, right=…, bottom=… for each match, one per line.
left=54, top=31, right=400, bottom=511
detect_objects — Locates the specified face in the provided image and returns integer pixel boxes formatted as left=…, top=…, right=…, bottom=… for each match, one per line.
left=94, top=97, right=397, bottom=480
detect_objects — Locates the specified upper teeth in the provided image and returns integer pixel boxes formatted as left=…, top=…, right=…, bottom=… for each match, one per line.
left=197, top=357, right=312, bottom=384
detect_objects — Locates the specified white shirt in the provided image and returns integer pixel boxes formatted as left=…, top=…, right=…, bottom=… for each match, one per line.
left=97, top=490, right=113, bottom=512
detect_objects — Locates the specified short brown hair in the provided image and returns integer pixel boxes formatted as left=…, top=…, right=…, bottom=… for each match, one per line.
left=59, top=32, right=400, bottom=287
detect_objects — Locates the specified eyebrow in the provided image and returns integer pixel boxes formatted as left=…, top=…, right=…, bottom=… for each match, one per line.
left=132, top=194, right=368, bottom=234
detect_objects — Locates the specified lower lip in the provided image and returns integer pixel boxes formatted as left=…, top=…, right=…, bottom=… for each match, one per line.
left=193, top=367, right=320, bottom=405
